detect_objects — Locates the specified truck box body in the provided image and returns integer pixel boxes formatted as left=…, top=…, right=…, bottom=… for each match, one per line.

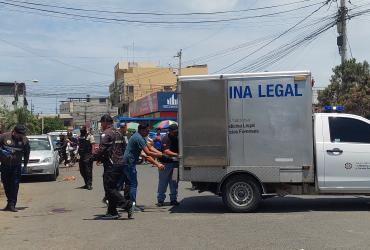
left=178, top=71, right=314, bottom=184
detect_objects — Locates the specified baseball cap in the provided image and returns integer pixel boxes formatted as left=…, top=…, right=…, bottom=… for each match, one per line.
left=14, top=124, right=27, bottom=135
left=100, top=114, right=113, bottom=123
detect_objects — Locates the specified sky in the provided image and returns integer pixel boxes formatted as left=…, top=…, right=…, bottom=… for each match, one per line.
left=1, top=0, right=370, bottom=114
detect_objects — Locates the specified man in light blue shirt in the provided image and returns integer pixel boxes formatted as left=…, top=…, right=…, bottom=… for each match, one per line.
left=123, top=124, right=164, bottom=212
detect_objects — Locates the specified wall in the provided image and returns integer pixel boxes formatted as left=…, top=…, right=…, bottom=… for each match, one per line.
left=59, top=97, right=118, bottom=128
left=110, top=62, right=207, bottom=115
left=129, top=92, right=178, bottom=117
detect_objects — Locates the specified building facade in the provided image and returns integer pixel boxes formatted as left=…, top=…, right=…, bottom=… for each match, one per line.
left=109, top=62, right=207, bottom=115
left=0, top=82, right=27, bottom=110
left=60, top=96, right=118, bottom=129
left=129, top=91, right=178, bottom=119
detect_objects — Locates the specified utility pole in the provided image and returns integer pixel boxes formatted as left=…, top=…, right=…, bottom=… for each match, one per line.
left=13, top=81, right=18, bottom=110
left=30, top=100, right=34, bottom=114
left=174, top=49, right=182, bottom=76
left=41, top=116, right=44, bottom=134
left=55, top=98, right=58, bottom=114
left=337, top=0, right=348, bottom=64
left=84, top=102, right=87, bottom=125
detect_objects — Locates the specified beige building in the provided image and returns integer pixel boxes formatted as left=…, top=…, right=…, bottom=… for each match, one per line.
left=60, top=96, right=118, bottom=129
left=109, top=62, right=208, bottom=115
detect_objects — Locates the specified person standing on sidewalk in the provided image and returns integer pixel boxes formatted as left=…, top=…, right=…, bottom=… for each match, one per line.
left=93, top=115, right=133, bottom=219
left=78, top=126, right=95, bottom=190
left=156, top=124, right=179, bottom=207
left=0, top=124, right=30, bottom=212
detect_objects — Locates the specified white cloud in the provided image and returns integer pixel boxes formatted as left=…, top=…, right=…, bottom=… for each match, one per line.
left=179, top=0, right=239, bottom=11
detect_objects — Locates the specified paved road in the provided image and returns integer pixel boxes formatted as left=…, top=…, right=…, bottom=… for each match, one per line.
left=2, top=165, right=370, bottom=250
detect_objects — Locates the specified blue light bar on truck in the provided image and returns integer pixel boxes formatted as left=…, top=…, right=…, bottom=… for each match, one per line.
left=324, top=105, right=344, bottom=112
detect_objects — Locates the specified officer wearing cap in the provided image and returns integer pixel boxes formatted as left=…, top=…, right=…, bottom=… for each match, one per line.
left=78, top=126, right=95, bottom=190
left=92, top=115, right=133, bottom=219
left=0, top=124, right=30, bottom=212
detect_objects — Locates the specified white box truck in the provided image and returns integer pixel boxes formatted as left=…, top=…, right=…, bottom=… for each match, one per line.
left=178, top=71, right=370, bottom=212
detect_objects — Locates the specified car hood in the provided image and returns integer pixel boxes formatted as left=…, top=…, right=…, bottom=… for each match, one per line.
left=29, top=150, right=54, bottom=159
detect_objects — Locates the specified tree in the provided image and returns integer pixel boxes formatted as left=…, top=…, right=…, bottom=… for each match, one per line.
left=0, top=107, right=40, bottom=135
left=318, top=59, right=370, bottom=118
left=42, top=117, right=65, bottom=134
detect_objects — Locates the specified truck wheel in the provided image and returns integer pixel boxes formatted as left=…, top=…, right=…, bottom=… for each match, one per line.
left=222, top=175, right=262, bottom=212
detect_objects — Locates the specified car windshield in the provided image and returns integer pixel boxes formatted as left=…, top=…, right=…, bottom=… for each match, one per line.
left=29, top=139, right=51, bottom=151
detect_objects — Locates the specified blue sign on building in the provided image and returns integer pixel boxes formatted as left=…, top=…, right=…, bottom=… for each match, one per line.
left=157, top=92, right=178, bottom=111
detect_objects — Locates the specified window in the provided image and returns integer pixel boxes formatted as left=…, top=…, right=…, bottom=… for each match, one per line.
left=29, top=139, right=51, bottom=151
left=329, top=117, right=370, bottom=143
left=127, top=86, right=134, bottom=93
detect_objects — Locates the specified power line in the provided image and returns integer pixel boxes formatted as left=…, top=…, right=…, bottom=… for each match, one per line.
left=0, top=37, right=112, bottom=77
left=213, top=0, right=331, bottom=73
left=0, top=0, right=326, bottom=24
left=237, top=19, right=337, bottom=72
left=3, top=0, right=321, bottom=16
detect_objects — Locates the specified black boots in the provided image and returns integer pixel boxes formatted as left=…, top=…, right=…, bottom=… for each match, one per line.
left=3, top=204, right=18, bottom=212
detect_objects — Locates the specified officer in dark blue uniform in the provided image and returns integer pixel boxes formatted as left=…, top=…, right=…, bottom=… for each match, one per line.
left=93, top=115, right=133, bottom=219
left=0, top=124, right=30, bottom=212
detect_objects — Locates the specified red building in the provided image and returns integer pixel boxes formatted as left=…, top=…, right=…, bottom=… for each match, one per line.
left=129, top=92, right=178, bottom=119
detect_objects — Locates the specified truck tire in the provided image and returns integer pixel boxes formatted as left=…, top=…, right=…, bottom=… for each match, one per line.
left=222, top=175, right=262, bottom=213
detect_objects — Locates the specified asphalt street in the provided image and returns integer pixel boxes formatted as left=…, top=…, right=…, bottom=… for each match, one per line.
left=2, top=164, right=370, bottom=250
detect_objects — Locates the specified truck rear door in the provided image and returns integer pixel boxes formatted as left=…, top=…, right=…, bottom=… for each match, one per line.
left=321, top=114, right=370, bottom=190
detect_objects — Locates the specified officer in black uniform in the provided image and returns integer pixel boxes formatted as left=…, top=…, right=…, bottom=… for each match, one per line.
left=78, top=126, right=95, bottom=190
left=0, top=124, right=30, bottom=212
left=93, top=115, right=133, bottom=219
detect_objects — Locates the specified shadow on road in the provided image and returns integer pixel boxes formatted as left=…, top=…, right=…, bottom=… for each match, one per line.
left=259, top=196, right=370, bottom=213
left=83, top=214, right=132, bottom=221
left=21, top=176, right=52, bottom=183
left=170, top=195, right=228, bottom=214
left=169, top=195, right=370, bottom=214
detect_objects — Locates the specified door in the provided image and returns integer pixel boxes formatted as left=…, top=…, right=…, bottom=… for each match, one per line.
left=180, top=79, right=228, bottom=167
left=323, top=116, right=370, bottom=189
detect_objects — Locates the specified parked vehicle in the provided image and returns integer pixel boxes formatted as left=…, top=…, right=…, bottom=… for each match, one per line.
left=178, top=71, right=370, bottom=212
left=22, top=135, right=60, bottom=181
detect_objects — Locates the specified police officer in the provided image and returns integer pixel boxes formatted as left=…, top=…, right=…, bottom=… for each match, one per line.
left=0, top=124, right=30, bottom=212
left=116, top=123, right=129, bottom=194
left=93, top=115, right=133, bottom=219
left=78, top=126, right=95, bottom=190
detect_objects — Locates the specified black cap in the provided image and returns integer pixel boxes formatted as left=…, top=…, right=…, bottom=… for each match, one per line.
left=168, top=124, right=178, bottom=131
left=14, top=124, right=26, bottom=135
left=100, top=114, right=113, bottom=123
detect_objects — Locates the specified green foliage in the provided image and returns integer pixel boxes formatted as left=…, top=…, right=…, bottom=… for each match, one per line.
left=0, top=107, right=40, bottom=135
left=42, top=117, right=65, bottom=134
left=318, top=59, right=370, bottom=118
left=0, top=107, right=65, bottom=135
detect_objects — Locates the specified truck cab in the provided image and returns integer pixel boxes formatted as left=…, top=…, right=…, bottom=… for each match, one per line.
left=315, top=113, right=370, bottom=192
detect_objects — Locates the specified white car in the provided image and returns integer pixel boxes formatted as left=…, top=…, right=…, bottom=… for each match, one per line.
left=22, top=135, right=60, bottom=181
